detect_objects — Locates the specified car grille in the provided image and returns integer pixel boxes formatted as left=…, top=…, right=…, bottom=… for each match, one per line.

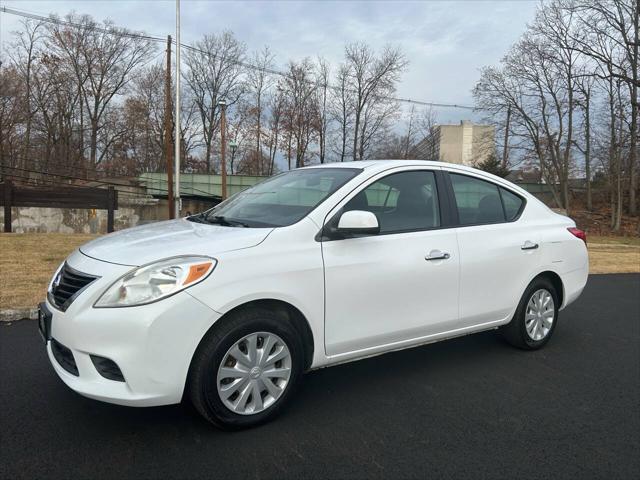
left=49, top=263, right=98, bottom=311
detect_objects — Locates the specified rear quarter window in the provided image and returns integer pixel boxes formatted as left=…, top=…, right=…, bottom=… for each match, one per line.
left=500, top=188, right=524, bottom=221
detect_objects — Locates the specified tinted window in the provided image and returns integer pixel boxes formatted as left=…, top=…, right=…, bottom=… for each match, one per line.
left=450, top=173, right=505, bottom=225
left=344, top=170, right=440, bottom=233
left=500, top=187, right=524, bottom=221
left=198, top=168, right=360, bottom=227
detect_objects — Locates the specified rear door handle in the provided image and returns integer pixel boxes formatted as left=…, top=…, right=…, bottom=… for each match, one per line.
left=425, top=250, right=450, bottom=261
left=521, top=241, right=539, bottom=250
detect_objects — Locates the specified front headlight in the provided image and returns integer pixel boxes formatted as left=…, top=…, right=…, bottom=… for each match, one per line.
left=94, top=256, right=216, bottom=308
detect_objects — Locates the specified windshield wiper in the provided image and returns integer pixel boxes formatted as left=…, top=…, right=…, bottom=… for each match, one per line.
left=186, top=213, right=208, bottom=224
left=208, top=215, right=250, bottom=228
left=187, top=212, right=251, bottom=228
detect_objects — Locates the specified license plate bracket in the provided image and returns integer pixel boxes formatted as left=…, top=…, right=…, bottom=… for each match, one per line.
left=38, top=302, right=52, bottom=344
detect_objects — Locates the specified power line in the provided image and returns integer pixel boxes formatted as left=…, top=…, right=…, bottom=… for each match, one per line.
left=0, top=6, right=166, bottom=43
left=1, top=5, right=475, bottom=111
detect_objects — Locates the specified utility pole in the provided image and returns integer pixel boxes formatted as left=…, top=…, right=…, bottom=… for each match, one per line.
left=502, top=106, right=511, bottom=169
left=164, top=35, right=175, bottom=219
left=219, top=100, right=228, bottom=200
left=174, top=0, right=182, bottom=217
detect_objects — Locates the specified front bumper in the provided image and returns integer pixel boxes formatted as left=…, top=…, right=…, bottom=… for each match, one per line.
left=44, top=250, right=221, bottom=407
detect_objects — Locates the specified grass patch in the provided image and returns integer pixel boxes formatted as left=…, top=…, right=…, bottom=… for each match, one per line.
left=0, top=233, right=97, bottom=309
left=589, top=235, right=640, bottom=247
left=588, top=243, right=640, bottom=274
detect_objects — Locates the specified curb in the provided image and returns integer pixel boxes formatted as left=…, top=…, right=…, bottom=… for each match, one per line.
left=0, top=308, right=38, bottom=322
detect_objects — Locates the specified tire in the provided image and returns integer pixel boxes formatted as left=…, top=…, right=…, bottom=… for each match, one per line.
left=187, top=307, right=304, bottom=429
left=501, top=277, right=559, bottom=350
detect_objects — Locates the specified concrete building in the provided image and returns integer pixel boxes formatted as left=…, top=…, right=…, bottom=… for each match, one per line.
left=412, top=120, right=495, bottom=166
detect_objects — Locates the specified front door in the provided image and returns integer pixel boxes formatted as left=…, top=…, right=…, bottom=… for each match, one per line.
left=322, top=169, right=460, bottom=357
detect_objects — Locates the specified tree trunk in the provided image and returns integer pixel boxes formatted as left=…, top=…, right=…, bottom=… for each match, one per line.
left=256, top=92, right=262, bottom=175
left=79, top=86, right=86, bottom=178
left=352, top=109, right=361, bottom=161
left=629, top=3, right=639, bottom=216
left=340, top=121, right=347, bottom=162
left=614, top=152, right=622, bottom=231
left=585, top=93, right=592, bottom=211
left=562, top=174, right=570, bottom=215
left=628, top=83, right=638, bottom=215
left=89, top=117, right=98, bottom=167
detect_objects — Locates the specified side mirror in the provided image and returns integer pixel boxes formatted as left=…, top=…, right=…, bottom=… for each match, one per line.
left=337, top=210, right=380, bottom=235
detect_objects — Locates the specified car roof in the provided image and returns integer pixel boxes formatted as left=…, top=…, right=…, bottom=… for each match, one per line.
left=301, top=159, right=440, bottom=170
left=300, top=159, right=534, bottom=198
left=301, top=159, right=470, bottom=174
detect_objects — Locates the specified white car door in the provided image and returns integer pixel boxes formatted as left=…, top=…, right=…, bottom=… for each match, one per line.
left=446, top=171, right=540, bottom=326
left=321, top=168, right=460, bottom=357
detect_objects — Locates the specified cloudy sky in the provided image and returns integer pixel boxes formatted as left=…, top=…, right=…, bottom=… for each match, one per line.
left=0, top=0, right=538, bottom=123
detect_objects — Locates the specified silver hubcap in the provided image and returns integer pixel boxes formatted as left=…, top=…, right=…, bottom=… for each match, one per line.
left=217, top=332, right=292, bottom=415
left=525, top=289, right=555, bottom=341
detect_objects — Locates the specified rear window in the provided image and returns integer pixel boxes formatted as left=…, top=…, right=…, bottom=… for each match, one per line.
left=450, top=173, right=524, bottom=225
left=451, top=174, right=504, bottom=225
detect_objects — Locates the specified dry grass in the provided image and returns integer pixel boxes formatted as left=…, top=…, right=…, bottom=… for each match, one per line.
left=588, top=235, right=640, bottom=247
left=588, top=238, right=640, bottom=274
left=0, top=232, right=638, bottom=309
left=0, top=233, right=97, bottom=309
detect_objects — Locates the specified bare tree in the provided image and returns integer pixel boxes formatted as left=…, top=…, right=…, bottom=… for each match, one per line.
left=49, top=13, right=155, bottom=168
left=315, top=57, right=330, bottom=163
left=569, top=0, right=638, bottom=214
left=8, top=19, right=45, bottom=168
left=265, top=84, right=285, bottom=175
left=280, top=59, right=317, bottom=168
left=343, top=43, right=408, bottom=160
left=0, top=65, right=25, bottom=176
left=575, top=71, right=596, bottom=210
left=474, top=2, right=582, bottom=213
left=331, top=63, right=354, bottom=161
left=182, top=31, right=246, bottom=173
left=246, top=46, right=275, bottom=174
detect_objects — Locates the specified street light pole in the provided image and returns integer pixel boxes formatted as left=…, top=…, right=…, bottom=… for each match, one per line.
left=174, top=0, right=181, bottom=217
left=218, top=100, right=228, bottom=200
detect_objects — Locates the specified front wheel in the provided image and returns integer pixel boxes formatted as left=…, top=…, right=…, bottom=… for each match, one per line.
left=502, top=278, right=559, bottom=350
left=188, top=307, right=304, bottom=429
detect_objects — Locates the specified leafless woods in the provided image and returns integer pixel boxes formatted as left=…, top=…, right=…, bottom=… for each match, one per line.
left=474, top=0, right=638, bottom=228
left=0, top=13, right=409, bottom=183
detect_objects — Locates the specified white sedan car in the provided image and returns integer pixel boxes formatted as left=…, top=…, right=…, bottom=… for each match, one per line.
left=40, top=160, right=588, bottom=428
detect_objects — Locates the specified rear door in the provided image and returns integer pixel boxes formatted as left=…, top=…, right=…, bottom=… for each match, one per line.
left=322, top=168, right=460, bottom=357
left=446, top=171, right=540, bottom=326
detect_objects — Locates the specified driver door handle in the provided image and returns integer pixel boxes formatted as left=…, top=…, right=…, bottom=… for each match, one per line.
left=425, top=250, right=450, bottom=261
left=521, top=240, right=539, bottom=250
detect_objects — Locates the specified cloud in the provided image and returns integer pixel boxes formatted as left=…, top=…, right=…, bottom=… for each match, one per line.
left=1, top=0, right=537, bottom=122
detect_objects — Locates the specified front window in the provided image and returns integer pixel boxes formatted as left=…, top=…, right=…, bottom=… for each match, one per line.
left=192, top=168, right=361, bottom=228
left=343, top=170, right=440, bottom=233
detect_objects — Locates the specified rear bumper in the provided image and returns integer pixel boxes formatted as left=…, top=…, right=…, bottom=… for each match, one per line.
left=560, top=265, right=589, bottom=310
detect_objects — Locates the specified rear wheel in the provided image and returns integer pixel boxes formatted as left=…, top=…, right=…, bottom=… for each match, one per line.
left=502, top=277, right=559, bottom=350
left=188, top=307, right=304, bottom=429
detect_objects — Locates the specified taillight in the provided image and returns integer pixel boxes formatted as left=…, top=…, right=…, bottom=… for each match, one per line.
left=567, top=227, right=587, bottom=244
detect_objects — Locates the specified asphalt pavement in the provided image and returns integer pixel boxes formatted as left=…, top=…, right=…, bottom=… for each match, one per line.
left=1, top=274, right=638, bottom=479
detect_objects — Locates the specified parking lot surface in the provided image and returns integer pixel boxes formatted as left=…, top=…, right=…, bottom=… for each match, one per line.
left=1, top=274, right=638, bottom=479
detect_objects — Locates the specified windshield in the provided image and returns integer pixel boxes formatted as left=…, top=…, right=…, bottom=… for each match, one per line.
left=192, top=168, right=362, bottom=228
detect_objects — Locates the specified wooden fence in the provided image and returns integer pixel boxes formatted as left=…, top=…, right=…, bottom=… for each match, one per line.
left=0, top=181, right=118, bottom=233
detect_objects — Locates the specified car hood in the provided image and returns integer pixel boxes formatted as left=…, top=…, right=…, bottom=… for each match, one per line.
left=80, top=219, right=273, bottom=266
